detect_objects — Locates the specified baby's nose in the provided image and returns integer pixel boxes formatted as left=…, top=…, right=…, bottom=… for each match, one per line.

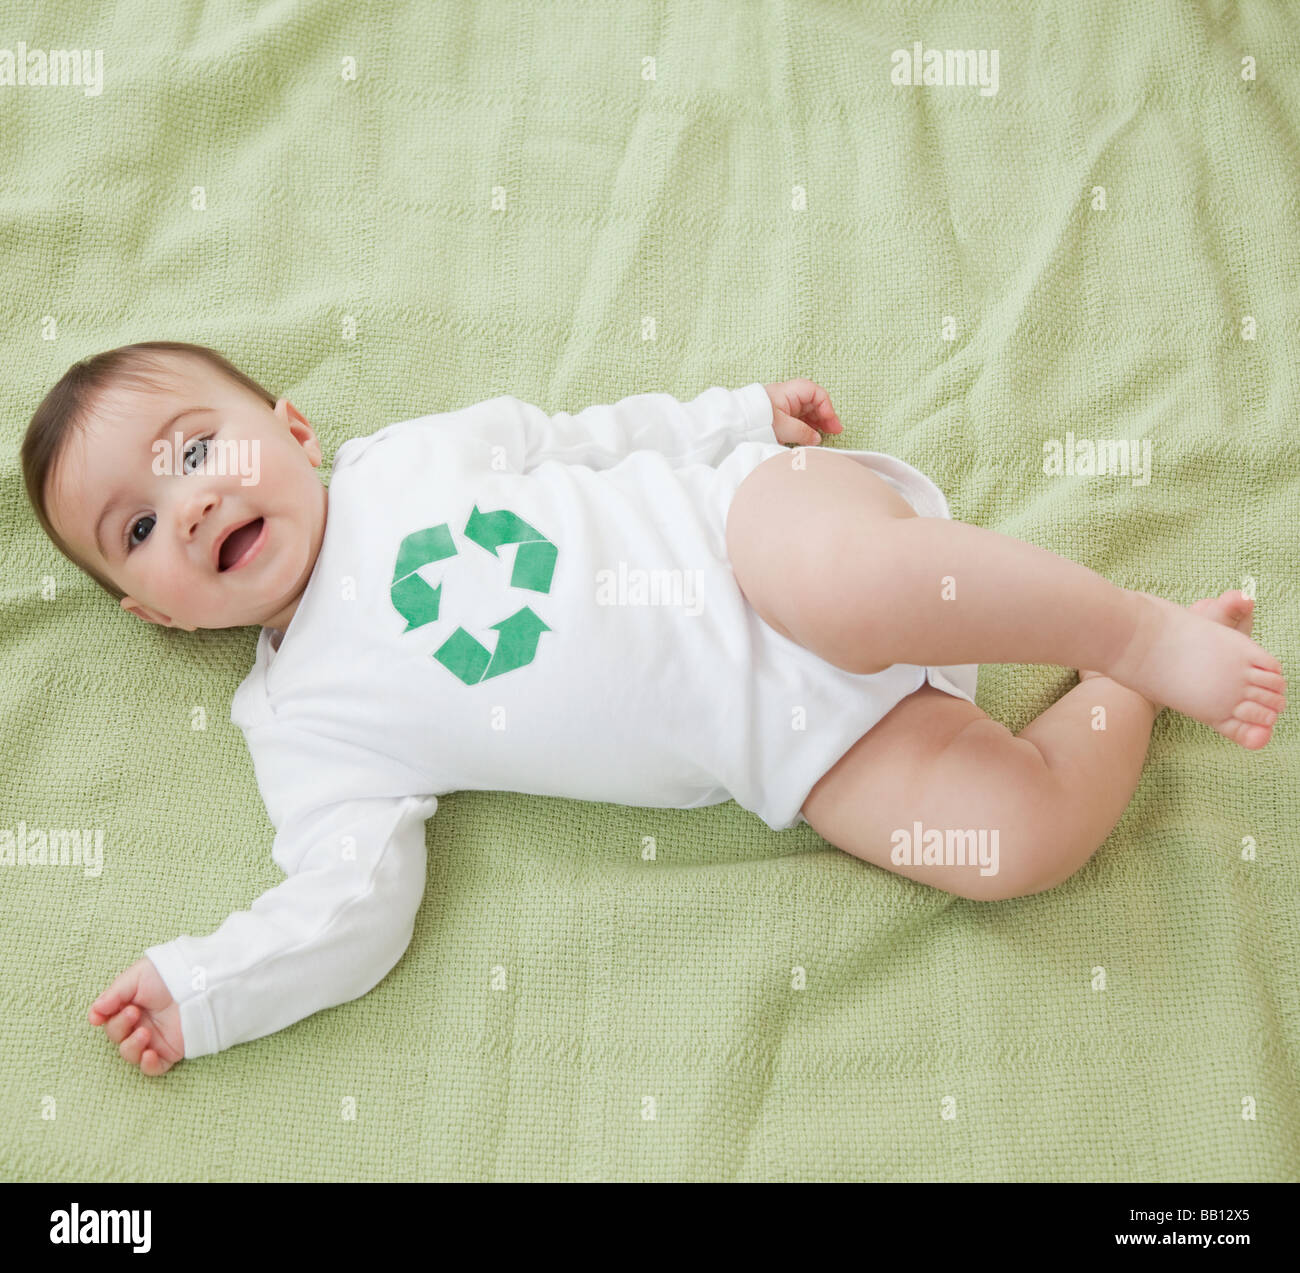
left=182, top=491, right=220, bottom=541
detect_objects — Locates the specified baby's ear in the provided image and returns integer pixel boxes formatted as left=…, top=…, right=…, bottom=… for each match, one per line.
left=276, top=397, right=322, bottom=465
left=120, top=596, right=166, bottom=626
left=275, top=397, right=310, bottom=427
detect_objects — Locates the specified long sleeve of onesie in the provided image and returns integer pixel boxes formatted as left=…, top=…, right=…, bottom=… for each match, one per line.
left=144, top=757, right=436, bottom=1059
left=367, top=381, right=776, bottom=474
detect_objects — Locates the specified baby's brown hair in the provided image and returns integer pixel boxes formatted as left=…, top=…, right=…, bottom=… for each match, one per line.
left=20, top=341, right=277, bottom=603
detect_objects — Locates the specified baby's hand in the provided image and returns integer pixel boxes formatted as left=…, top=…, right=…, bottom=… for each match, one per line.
left=88, top=957, right=184, bottom=1075
left=763, top=379, right=844, bottom=446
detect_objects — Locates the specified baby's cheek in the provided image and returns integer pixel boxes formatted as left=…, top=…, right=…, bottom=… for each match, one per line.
left=155, top=559, right=195, bottom=601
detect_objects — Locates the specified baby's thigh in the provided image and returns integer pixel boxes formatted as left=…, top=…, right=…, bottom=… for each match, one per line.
left=725, top=448, right=917, bottom=646
left=800, top=684, right=1054, bottom=901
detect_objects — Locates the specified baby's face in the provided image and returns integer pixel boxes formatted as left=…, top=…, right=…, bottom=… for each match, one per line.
left=46, top=355, right=327, bottom=632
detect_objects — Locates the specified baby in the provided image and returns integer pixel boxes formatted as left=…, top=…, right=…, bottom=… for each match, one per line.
left=21, top=341, right=1286, bottom=1076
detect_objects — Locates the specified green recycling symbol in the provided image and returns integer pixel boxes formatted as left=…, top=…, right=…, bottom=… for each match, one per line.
left=390, top=506, right=556, bottom=684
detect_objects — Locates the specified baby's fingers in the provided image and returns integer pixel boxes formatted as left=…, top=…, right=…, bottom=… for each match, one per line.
left=140, top=1047, right=174, bottom=1077
left=88, top=964, right=142, bottom=1024
left=88, top=992, right=122, bottom=1025
left=119, top=1022, right=155, bottom=1069
left=784, top=379, right=842, bottom=431
left=100, top=1003, right=142, bottom=1045
left=777, top=410, right=826, bottom=447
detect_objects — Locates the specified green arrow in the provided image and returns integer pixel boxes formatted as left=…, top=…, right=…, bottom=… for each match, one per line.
left=511, top=538, right=556, bottom=592
left=392, top=572, right=442, bottom=632
left=432, top=609, right=553, bottom=685
left=433, top=626, right=493, bottom=685
left=391, top=524, right=456, bottom=631
left=464, top=506, right=542, bottom=553
left=482, top=607, right=552, bottom=680
left=464, top=507, right=556, bottom=592
left=462, top=504, right=553, bottom=595
left=393, top=524, right=455, bottom=581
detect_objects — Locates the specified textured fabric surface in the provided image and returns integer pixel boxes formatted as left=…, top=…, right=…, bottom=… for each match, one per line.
left=1, top=1, right=1297, bottom=1181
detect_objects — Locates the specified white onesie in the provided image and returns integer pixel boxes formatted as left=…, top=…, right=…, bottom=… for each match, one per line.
left=145, top=383, right=977, bottom=1057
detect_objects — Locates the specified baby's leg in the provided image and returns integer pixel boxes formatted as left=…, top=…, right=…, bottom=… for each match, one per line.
left=801, top=678, right=1148, bottom=901
left=803, top=667, right=1167, bottom=901
left=802, top=589, right=1255, bottom=898
left=726, top=449, right=1286, bottom=748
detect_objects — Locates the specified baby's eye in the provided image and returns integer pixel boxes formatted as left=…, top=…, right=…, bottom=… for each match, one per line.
left=127, top=515, right=155, bottom=551
left=182, top=437, right=210, bottom=474
left=123, top=435, right=211, bottom=553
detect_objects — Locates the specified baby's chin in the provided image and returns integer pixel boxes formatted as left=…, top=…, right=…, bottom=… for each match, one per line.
left=178, top=596, right=291, bottom=633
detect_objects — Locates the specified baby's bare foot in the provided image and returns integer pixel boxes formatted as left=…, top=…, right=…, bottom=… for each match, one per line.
left=1104, top=589, right=1287, bottom=749
left=1079, top=589, right=1255, bottom=688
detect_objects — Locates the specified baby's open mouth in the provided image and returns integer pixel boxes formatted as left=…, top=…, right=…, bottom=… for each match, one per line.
left=218, top=517, right=265, bottom=571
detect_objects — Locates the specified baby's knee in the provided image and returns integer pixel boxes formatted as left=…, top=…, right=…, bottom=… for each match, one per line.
left=956, top=805, right=1103, bottom=901
left=934, top=728, right=1101, bottom=900
left=960, top=854, right=1091, bottom=902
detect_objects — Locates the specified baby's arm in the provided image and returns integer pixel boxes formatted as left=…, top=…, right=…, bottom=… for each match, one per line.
left=88, top=792, right=436, bottom=1072
left=473, top=382, right=778, bottom=471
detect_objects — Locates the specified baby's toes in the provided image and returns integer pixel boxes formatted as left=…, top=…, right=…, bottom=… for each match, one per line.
left=1218, top=715, right=1271, bottom=750
left=1220, top=700, right=1277, bottom=749
left=1243, top=680, right=1287, bottom=714
left=1247, top=666, right=1287, bottom=708
left=1247, top=643, right=1284, bottom=675
left=1233, top=699, right=1279, bottom=729
left=1244, top=721, right=1273, bottom=749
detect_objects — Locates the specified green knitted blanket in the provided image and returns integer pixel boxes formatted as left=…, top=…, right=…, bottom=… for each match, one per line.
left=1, top=1, right=1296, bottom=1181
